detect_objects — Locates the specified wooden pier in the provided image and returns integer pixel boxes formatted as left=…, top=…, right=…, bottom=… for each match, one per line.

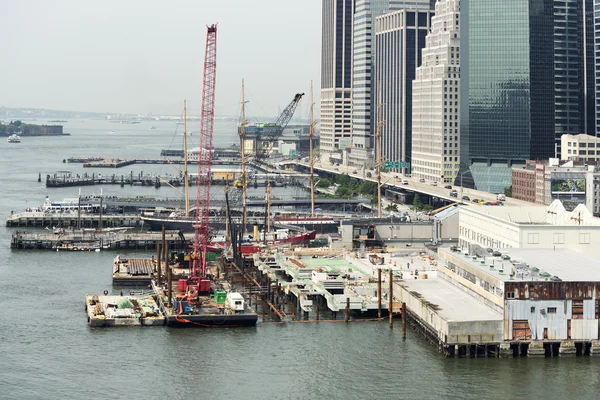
left=6, top=211, right=140, bottom=228
left=11, top=229, right=189, bottom=251
left=45, top=172, right=304, bottom=188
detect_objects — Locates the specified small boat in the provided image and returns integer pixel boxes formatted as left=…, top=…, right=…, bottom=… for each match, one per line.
left=7, top=134, right=21, bottom=143
left=108, top=131, right=115, bottom=134
left=150, top=126, right=157, bottom=130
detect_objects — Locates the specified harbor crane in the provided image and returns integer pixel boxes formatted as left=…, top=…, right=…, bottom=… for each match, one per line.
left=189, top=24, right=218, bottom=294
left=255, top=92, right=305, bottom=160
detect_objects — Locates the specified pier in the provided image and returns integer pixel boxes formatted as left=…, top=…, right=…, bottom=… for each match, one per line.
left=45, top=171, right=308, bottom=188
left=11, top=229, right=192, bottom=251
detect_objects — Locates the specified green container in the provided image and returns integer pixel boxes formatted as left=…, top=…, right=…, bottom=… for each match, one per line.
left=214, top=290, right=227, bottom=304
left=207, top=252, right=217, bottom=262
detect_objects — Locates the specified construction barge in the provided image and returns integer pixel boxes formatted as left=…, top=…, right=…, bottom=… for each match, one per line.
left=85, top=294, right=164, bottom=327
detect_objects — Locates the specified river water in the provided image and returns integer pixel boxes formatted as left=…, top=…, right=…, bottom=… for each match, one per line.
left=1, top=119, right=599, bottom=399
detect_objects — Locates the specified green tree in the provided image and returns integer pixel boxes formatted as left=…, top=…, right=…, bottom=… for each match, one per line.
left=504, top=186, right=512, bottom=197
left=413, top=193, right=423, bottom=211
left=334, top=173, right=356, bottom=188
left=385, top=203, right=399, bottom=212
left=335, top=186, right=354, bottom=198
left=357, top=180, right=377, bottom=195
left=316, top=178, right=331, bottom=188
left=423, top=204, right=433, bottom=212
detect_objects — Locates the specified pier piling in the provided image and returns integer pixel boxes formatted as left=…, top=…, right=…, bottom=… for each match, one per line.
left=377, top=268, right=382, bottom=318
left=389, top=269, right=393, bottom=327
left=345, top=298, right=350, bottom=322
left=402, top=302, right=406, bottom=338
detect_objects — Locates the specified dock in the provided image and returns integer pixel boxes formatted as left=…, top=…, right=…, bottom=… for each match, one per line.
left=11, top=229, right=189, bottom=251
left=45, top=172, right=306, bottom=188
left=113, top=256, right=155, bottom=286
left=6, top=210, right=140, bottom=228
left=66, top=157, right=241, bottom=168
left=85, top=294, right=164, bottom=327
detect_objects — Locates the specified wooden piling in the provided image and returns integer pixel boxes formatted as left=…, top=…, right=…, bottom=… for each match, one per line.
left=316, top=303, right=319, bottom=322
left=167, top=262, right=172, bottom=308
left=402, top=302, right=406, bottom=338
left=156, top=243, right=162, bottom=285
left=377, top=268, right=382, bottom=318
left=389, top=269, right=393, bottom=327
left=345, top=297, right=350, bottom=322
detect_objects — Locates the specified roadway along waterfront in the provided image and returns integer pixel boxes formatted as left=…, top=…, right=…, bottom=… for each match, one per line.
left=297, top=160, right=538, bottom=208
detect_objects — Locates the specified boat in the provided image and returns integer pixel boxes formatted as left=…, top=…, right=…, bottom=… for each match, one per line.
left=108, top=130, right=115, bottom=134
left=7, top=134, right=21, bottom=143
left=150, top=126, right=157, bottom=130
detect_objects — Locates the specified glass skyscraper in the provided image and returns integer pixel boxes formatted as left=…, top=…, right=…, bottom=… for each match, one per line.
left=460, top=0, right=595, bottom=193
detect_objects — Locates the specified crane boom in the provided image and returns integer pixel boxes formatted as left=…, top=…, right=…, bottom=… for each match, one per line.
left=191, top=24, right=217, bottom=285
left=255, top=92, right=304, bottom=160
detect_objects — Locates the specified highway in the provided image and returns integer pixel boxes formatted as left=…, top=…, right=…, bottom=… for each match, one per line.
left=294, top=160, right=537, bottom=208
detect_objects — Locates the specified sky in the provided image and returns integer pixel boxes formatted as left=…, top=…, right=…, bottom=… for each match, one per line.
left=0, top=0, right=321, bottom=118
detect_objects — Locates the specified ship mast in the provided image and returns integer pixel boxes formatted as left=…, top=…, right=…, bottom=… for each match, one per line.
left=240, top=79, right=248, bottom=233
left=309, top=80, right=315, bottom=217
left=183, top=99, right=189, bottom=216
left=376, top=82, right=384, bottom=218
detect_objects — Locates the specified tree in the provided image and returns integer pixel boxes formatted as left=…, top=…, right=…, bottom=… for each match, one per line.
left=423, top=204, right=433, bottom=212
left=504, top=186, right=512, bottom=197
left=335, top=186, right=353, bottom=198
left=385, top=203, right=399, bottom=212
left=357, top=180, right=377, bottom=195
left=316, top=178, right=331, bottom=188
left=413, top=193, right=423, bottom=211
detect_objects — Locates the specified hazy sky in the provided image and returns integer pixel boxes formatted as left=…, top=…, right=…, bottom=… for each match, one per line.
left=0, top=0, right=321, bottom=118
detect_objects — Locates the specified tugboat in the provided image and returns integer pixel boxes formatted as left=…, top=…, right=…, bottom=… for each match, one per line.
left=7, top=134, right=21, bottom=143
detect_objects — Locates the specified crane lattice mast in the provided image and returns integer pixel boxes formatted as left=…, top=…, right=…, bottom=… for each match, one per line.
left=191, top=24, right=217, bottom=283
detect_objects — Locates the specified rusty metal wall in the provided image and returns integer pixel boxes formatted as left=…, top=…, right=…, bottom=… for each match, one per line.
left=504, top=282, right=600, bottom=300
left=570, top=319, right=599, bottom=340
left=506, top=300, right=570, bottom=340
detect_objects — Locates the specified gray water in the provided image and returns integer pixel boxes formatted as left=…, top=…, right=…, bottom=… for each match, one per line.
left=1, top=119, right=599, bottom=399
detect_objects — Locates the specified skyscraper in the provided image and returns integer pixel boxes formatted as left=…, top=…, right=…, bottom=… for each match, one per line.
left=460, top=0, right=595, bottom=193
left=321, top=0, right=354, bottom=152
left=349, top=0, right=432, bottom=166
left=375, top=9, right=432, bottom=172
left=411, top=0, right=460, bottom=184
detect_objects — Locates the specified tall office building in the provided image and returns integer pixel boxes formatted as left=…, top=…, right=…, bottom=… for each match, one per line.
left=411, top=0, right=460, bottom=184
left=321, top=0, right=354, bottom=152
left=594, top=0, right=600, bottom=135
left=554, top=0, right=595, bottom=144
left=375, top=9, right=432, bottom=172
left=350, top=0, right=432, bottom=166
left=460, top=0, right=595, bottom=193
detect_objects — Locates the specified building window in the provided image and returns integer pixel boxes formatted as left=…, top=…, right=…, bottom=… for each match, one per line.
left=547, top=307, right=557, bottom=314
left=527, top=233, right=539, bottom=244
left=553, top=233, right=564, bottom=244
left=579, top=233, right=591, bottom=244
left=507, top=292, right=515, bottom=299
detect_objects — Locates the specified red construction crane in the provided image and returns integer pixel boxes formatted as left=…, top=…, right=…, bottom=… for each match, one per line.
left=190, top=24, right=217, bottom=292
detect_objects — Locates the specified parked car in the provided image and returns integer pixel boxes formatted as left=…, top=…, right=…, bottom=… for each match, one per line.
left=485, top=202, right=492, bottom=206
left=401, top=179, right=409, bottom=185
left=472, top=198, right=479, bottom=203
left=479, top=199, right=486, bottom=205
left=496, top=194, right=506, bottom=201
left=497, top=202, right=505, bottom=206
left=352, top=170, right=358, bottom=174
left=430, top=181, right=438, bottom=186
left=462, top=195, right=470, bottom=201
left=444, top=185, right=452, bottom=189
left=419, top=178, right=425, bottom=183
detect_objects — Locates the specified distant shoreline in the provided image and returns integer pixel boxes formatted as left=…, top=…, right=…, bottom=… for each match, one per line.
left=2, top=133, right=71, bottom=137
